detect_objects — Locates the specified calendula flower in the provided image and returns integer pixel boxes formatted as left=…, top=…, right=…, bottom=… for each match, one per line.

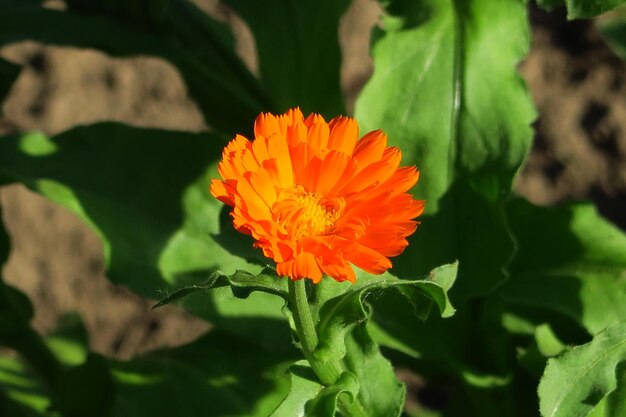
left=211, top=108, right=424, bottom=283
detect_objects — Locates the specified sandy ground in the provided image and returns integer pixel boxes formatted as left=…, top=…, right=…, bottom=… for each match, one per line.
left=1, top=1, right=625, bottom=360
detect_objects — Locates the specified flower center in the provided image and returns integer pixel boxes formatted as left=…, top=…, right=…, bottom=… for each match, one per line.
left=272, top=186, right=343, bottom=240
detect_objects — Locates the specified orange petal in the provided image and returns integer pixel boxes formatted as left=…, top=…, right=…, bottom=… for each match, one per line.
left=247, top=169, right=278, bottom=207
left=294, top=252, right=323, bottom=282
left=345, top=244, right=392, bottom=275
left=254, top=112, right=282, bottom=139
left=307, top=120, right=330, bottom=155
left=328, top=116, right=358, bottom=155
left=320, top=260, right=356, bottom=283
left=236, top=177, right=272, bottom=221
left=314, top=150, right=350, bottom=196
left=266, top=134, right=294, bottom=186
left=353, top=130, right=387, bottom=165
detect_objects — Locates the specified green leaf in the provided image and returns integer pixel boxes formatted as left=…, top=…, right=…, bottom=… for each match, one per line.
left=0, top=355, right=48, bottom=417
left=0, top=4, right=271, bottom=135
left=110, top=330, right=296, bottom=417
left=269, top=361, right=323, bottom=417
left=0, top=126, right=290, bottom=349
left=565, top=0, right=626, bottom=18
left=607, top=362, right=626, bottom=416
left=154, top=267, right=288, bottom=309
left=501, top=198, right=626, bottom=336
left=355, top=0, right=536, bottom=297
left=1, top=325, right=300, bottom=417
left=304, top=371, right=359, bottom=417
left=224, top=0, right=349, bottom=118
left=539, top=322, right=626, bottom=417
left=537, top=0, right=626, bottom=17
left=304, top=263, right=457, bottom=417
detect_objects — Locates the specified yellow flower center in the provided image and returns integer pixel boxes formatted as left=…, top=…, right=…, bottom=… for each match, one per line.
left=272, top=186, right=343, bottom=240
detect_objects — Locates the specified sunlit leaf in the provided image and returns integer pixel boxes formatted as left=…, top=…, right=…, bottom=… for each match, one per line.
left=501, top=198, right=626, bottom=336
left=355, top=0, right=535, bottom=297
left=539, top=322, right=626, bottom=417
left=300, top=263, right=457, bottom=417
left=154, top=267, right=288, bottom=309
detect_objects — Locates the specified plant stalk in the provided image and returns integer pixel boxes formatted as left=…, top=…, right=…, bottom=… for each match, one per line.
left=288, top=279, right=369, bottom=417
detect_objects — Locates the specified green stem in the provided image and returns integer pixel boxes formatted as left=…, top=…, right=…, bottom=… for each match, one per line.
left=288, top=279, right=369, bottom=417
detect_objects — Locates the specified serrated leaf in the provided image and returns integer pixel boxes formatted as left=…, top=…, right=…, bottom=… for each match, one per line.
left=539, top=322, right=626, bottom=417
left=302, top=263, right=456, bottom=417
left=501, top=198, right=626, bottom=336
left=355, top=0, right=535, bottom=298
left=224, top=0, right=349, bottom=118
left=304, top=371, right=359, bottom=417
left=0, top=126, right=290, bottom=349
left=154, top=268, right=288, bottom=308
left=269, top=361, right=323, bottom=417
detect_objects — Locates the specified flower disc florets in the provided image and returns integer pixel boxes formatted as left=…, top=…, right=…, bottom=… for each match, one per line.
left=211, top=108, right=424, bottom=283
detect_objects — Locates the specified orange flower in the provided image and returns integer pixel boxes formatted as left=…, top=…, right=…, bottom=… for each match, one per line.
left=210, top=108, right=424, bottom=283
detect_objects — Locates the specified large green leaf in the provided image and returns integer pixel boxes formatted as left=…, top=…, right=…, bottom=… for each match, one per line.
left=0, top=126, right=291, bottom=349
left=501, top=198, right=626, bottom=336
left=111, top=330, right=296, bottom=417
left=162, top=261, right=457, bottom=416
left=1, top=325, right=300, bottom=417
left=537, top=0, right=626, bottom=18
left=224, top=0, right=349, bottom=118
left=305, top=263, right=457, bottom=417
left=539, top=322, right=626, bottom=417
left=355, top=0, right=535, bottom=297
left=0, top=3, right=271, bottom=135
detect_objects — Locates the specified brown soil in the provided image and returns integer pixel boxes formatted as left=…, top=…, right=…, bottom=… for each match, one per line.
left=0, top=1, right=624, bottom=362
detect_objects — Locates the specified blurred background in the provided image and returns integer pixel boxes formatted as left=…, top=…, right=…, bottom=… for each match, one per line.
left=0, top=0, right=625, bottom=360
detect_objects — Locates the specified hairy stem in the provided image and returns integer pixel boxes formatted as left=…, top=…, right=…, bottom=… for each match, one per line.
left=288, top=279, right=369, bottom=417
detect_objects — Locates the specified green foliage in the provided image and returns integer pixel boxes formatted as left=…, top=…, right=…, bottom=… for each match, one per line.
left=502, top=199, right=626, bottom=336
left=0, top=2, right=270, bottom=135
left=224, top=0, right=349, bottom=118
left=1, top=0, right=626, bottom=416
left=537, top=0, right=626, bottom=18
left=539, top=322, right=626, bottom=417
left=355, top=0, right=536, bottom=297
left=156, top=262, right=456, bottom=417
